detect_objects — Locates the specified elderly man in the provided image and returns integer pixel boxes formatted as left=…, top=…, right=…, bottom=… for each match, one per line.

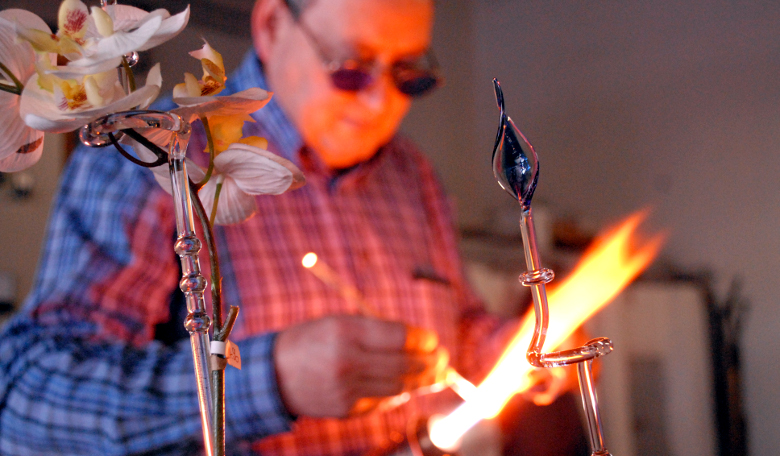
left=0, top=0, right=514, bottom=454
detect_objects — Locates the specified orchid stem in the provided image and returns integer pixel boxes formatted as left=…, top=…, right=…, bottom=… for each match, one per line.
left=0, top=82, right=21, bottom=95
left=119, top=129, right=169, bottom=167
left=188, top=180, right=224, bottom=332
left=0, top=61, right=23, bottom=95
left=209, top=180, right=224, bottom=227
left=188, top=181, right=228, bottom=456
left=121, top=57, right=136, bottom=93
left=193, top=115, right=216, bottom=191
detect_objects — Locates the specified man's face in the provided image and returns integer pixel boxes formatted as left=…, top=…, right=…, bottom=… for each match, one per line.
left=256, top=0, right=434, bottom=169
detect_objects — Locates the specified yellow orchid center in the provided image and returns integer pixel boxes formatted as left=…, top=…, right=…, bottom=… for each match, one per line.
left=198, top=60, right=225, bottom=96
left=57, top=78, right=88, bottom=110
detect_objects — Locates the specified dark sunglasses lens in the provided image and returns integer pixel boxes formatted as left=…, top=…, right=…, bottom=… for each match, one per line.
left=331, top=68, right=373, bottom=91
left=395, top=73, right=439, bottom=97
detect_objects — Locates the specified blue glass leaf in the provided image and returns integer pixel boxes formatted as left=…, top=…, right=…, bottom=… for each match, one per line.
left=492, top=79, right=539, bottom=208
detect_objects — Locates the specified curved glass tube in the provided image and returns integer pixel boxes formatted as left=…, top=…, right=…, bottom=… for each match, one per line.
left=79, top=110, right=185, bottom=148
left=492, top=79, right=613, bottom=456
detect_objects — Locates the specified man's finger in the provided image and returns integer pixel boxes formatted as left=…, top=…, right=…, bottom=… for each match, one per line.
left=352, top=317, right=409, bottom=351
left=404, top=325, right=438, bottom=353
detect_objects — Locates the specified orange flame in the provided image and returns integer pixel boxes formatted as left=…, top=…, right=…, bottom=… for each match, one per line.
left=429, top=211, right=665, bottom=450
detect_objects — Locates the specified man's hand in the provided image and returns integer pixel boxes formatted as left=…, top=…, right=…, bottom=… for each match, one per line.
left=522, top=366, right=576, bottom=406
left=273, top=315, right=443, bottom=418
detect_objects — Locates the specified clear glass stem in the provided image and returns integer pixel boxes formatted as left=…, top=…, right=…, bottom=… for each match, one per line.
left=518, top=205, right=614, bottom=455
left=577, top=360, right=611, bottom=456
left=519, top=207, right=551, bottom=367
left=82, top=110, right=222, bottom=456
left=168, top=129, right=216, bottom=456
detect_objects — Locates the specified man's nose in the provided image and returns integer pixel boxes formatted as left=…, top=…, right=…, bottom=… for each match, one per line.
left=357, top=73, right=396, bottom=113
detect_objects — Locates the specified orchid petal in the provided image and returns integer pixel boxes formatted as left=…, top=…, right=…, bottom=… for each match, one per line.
left=107, top=6, right=188, bottom=51
left=136, top=6, right=190, bottom=51
left=0, top=88, right=43, bottom=164
left=190, top=41, right=224, bottom=71
left=0, top=11, right=43, bottom=86
left=115, top=8, right=167, bottom=33
left=214, top=143, right=304, bottom=195
left=90, top=7, right=114, bottom=37
left=239, top=136, right=268, bottom=150
left=12, top=27, right=60, bottom=54
left=20, top=63, right=162, bottom=133
left=173, top=87, right=271, bottom=121
left=139, top=63, right=163, bottom=108
left=58, top=0, right=89, bottom=42
left=173, top=72, right=201, bottom=99
left=150, top=156, right=206, bottom=196
left=0, top=132, right=44, bottom=172
left=108, top=5, right=154, bottom=31
left=1, top=9, right=51, bottom=36
left=198, top=176, right=259, bottom=225
left=0, top=10, right=46, bottom=170
left=47, top=56, right=123, bottom=78
left=83, top=76, right=104, bottom=107
left=67, top=14, right=162, bottom=69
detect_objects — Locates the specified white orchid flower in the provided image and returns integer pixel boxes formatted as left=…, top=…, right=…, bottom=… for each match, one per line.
left=15, top=0, right=189, bottom=76
left=19, top=63, right=162, bottom=133
left=0, top=9, right=49, bottom=172
left=172, top=41, right=227, bottom=104
left=128, top=109, right=304, bottom=226
left=135, top=136, right=305, bottom=226
left=174, top=87, right=272, bottom=124
left=170, top=43, right=272, bottom=121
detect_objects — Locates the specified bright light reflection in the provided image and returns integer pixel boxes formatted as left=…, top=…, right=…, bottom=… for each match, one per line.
left=302, top=252, right=318, bottom=268
left=430, top=211, right=665, bottom=451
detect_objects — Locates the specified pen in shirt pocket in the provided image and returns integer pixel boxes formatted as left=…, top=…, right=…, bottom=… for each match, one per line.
left=412, top=264, right=451, bottom=285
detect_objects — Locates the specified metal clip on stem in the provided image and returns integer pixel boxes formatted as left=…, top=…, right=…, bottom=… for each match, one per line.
left=81, top=112, right=217, bottom=456
left=491, top=79, right=613, bottom=456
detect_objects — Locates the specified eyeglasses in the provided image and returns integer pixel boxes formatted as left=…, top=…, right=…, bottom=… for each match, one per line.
left=283, top=2, right=442, bottom=97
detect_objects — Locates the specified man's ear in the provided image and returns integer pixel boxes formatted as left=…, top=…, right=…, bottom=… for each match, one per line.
left=251, top=0, right=282, bottom=63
